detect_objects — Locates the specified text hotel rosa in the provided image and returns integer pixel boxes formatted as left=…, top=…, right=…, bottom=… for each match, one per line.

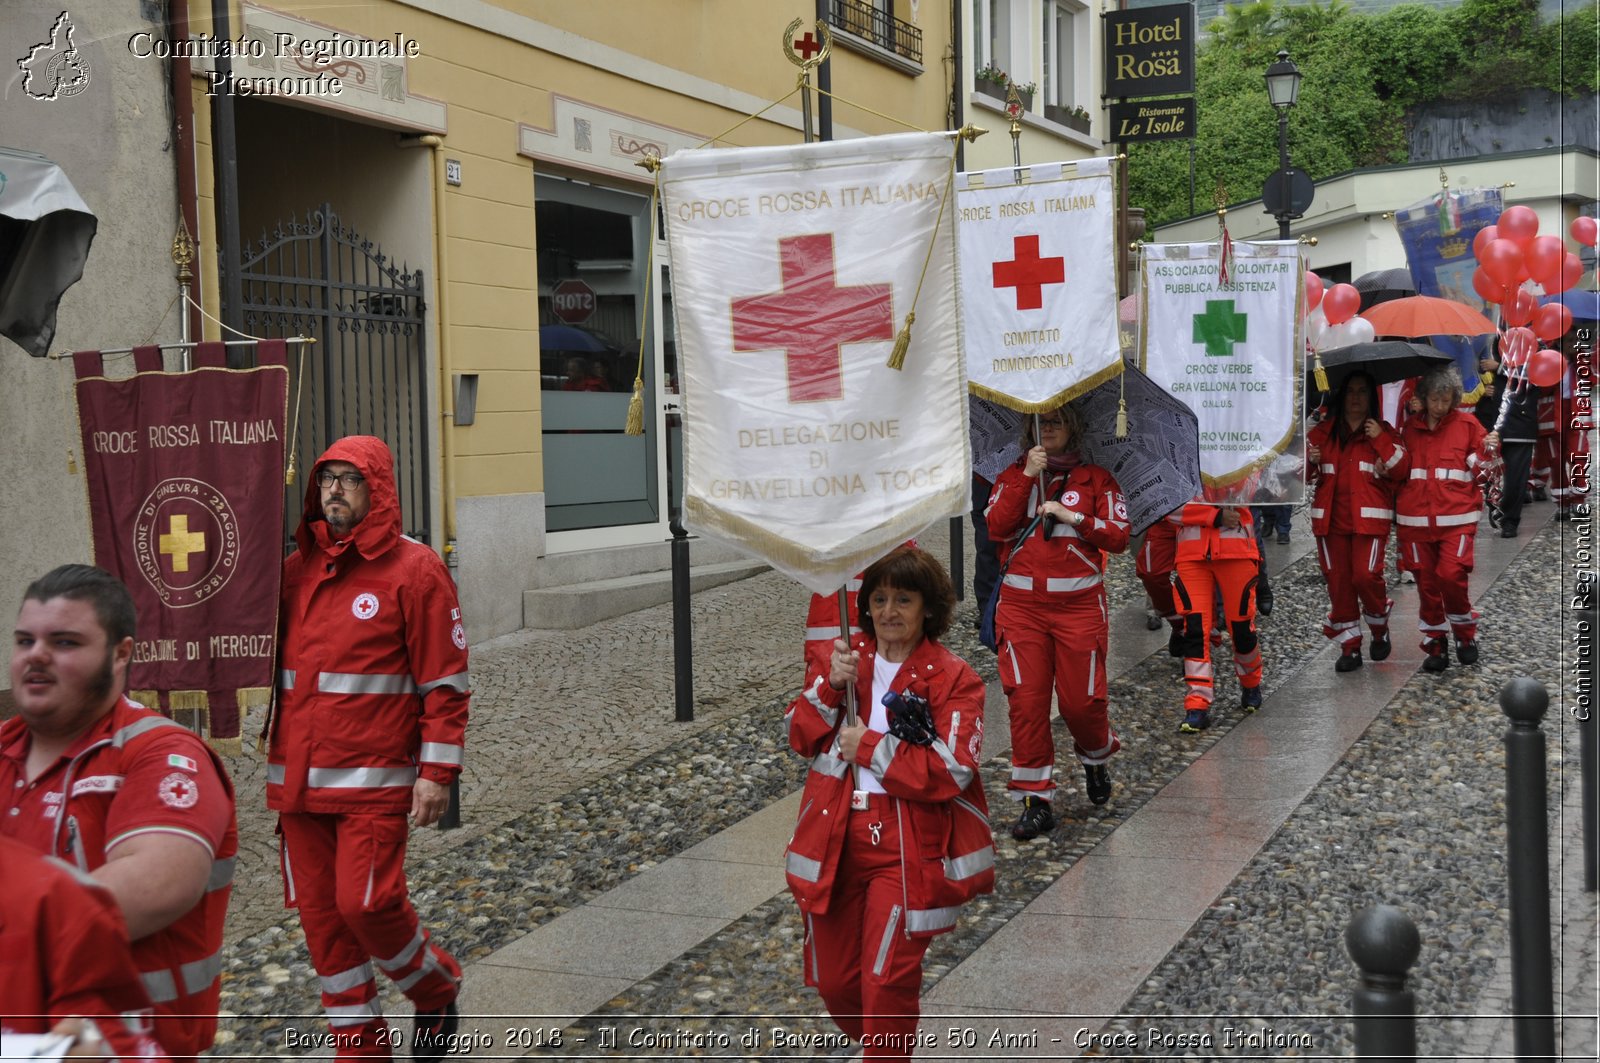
left=90, top=417, right=279, bottom=667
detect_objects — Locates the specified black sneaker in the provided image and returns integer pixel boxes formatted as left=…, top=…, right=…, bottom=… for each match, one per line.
left=1277, top=533, right=1291, bottom=544
left=1456, top=639, right=1480, bottom=665
left=1369, top=632, right=1392, bottom=661
left=1179, top=708, right=1211, bottom=733
left=1145, top=607, right=1163, bottom=631
left=1499, top=526, right=1519, bottom=538
left=1335, top=647, right=1363, bottom=672
left=413, top=1000, right=460, bottom=1063
left=1084, top=763, right=1112, bottom=806
left=1422, top=639, right=1449, bottom=673
left=1011, top=796, right=1055, bottom=840
left=1240, top=685, right=1263, bottom=713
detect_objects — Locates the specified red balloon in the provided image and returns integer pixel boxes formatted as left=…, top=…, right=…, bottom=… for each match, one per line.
left=1472, top=268, right=1509, bottom=305
left=1533, top=303, right=1574, bottom=342
left=1526, top=235, right=1566, bottom=286
left=1573, top=216, right=1599, bottom=249
left=1546, top=252, right=1585, bottom=295
left=1322, top=282, right=1361, bottom=326
left=1527, top=347, right=1565, bottom=388
left=1501, top=288, right=1538, bottom=327
left=1498, top=205, right=1540, bottom=249
left=1480, top=239, right=1526, bottom=287
left=1502, top=326, right=1537, bottom=367
left=1473, top=224, right=1501, bottom=260
left=1304, top=271, right=1324, bottom=314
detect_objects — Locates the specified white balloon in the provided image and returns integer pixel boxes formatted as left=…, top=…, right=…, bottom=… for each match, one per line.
left=1319, top=319, right=1356, bottom=352
left=1346, top=316, right=1376, bottom=345
left=1304, top=305, right=1328, bottom=349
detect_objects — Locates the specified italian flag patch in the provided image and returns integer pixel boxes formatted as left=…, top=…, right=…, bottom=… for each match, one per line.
left=167, top=753, right=198, bottom=773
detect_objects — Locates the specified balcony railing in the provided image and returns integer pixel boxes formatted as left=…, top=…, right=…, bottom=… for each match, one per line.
left=827, top=0, right=922, bottom=65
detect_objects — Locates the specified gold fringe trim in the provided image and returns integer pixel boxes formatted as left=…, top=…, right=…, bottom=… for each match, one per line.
left=624, top=377, right=645, bottom=435
left=168, top=689, right=208, bottom=735
left=208, top=736, right=242, bottom=756
left=967, top=357, right=1125, bottom=415
left=127, top=690, right=159, bottom=710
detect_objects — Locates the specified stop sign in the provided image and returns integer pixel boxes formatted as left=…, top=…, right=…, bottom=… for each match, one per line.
left=551, top=279, right=596, bottom=325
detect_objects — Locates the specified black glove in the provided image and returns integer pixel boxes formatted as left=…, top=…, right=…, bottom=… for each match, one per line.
left=882, top=689, right=937, bottom=747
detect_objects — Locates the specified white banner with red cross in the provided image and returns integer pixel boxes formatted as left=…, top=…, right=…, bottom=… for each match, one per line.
left=659, top=132, right=967, bottom=595
left=958, top=159, right=1121, bottom=412
left=1138, top=240, right=1305, bottom=504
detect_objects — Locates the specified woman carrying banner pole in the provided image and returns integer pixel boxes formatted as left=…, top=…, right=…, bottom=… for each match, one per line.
left=1305, top=370, right=1407, bottom=672
left=986, top=405, right=1130, bottom=839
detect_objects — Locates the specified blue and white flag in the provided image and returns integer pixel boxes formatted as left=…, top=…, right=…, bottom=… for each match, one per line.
left=1394, top=187, right=1504, bottom=398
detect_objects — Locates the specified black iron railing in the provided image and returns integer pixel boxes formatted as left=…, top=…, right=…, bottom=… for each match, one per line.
left=827, top=0, right=922, bottom=64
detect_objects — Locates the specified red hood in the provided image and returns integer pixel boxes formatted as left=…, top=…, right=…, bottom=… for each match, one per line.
left=295, top=435, right=402, bottom=560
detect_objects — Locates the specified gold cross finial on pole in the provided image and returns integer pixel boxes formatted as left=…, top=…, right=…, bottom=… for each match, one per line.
left=784, top=19, right=831, bottom=143
left=1212, top=178, right=1229, bottom=219
left=172, top=220, right=195, bottom=285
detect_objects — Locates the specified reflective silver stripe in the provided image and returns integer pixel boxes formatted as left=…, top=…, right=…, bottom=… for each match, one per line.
left=1046, top=521, right=1082, bottom=539
left=306, top=766, right=417, bottom=789
left=786, top=849, right=823, bottom=883
left=1380, top=447, right=1405, bottom=471
left=1396, top=513, right=1431, bottom=526
left=868, top=733, right=900, bottom=779
left=392, top=951, right=442, bottom=993
left=141, top=969, right=178, bottom=1004
left=1358, top=507, right=1395, bottom=520
left=181, top=951, right=222, bottom=993
left=1411, top=467, right=1473, bottom=482
left=318, top=672, right=415, bottom=695
left=417, top=671, right=470, bottom=696
left=945, top=845, right=995, bottom=881
left=802, top=676, right=840, bottom=727
left=1319, top=463, right=1336, bottom=475
left=1435, top=510, right=1480, bottom=526
left=872, top=905, right=902, bottom=976
left=419, top=742, right=463, bottom=766
left=805, top=625, right=841, bottom=640
left=326, top=1001, right=383, bottom=1027
left=375, top=927, right=425, bottom=972
left=810, top=749, right=850, bottom=779
left=320, top=962, right=375, bottom=995
left=905, top=905, right=960, bottom=934
left=1010, top=764, right=1052, bottom=782
left=266, top=763, right=286, bottom=785
left=930, top=739, right=974, bottom=790
left=1356, top=461, right=1379, bottom=474
left=1309, top=507, right=1326, bottom=519
left=112, top=715, right=181, bottom=747
left=208, top=855, right=236, bottom=892
left=1446, top=612, right=1475, bottom=624
left=279, top=668, right=295, bottom=690
left=1183, top=660, right=1213, bottom=679
left=1002, top=572, right=1033, bottom=590
left=1175, top=525, right=1201, bottom=541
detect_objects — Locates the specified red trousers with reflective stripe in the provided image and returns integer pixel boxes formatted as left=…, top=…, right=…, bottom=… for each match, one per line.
left=1315, top=533, right=1392, bottom=649
left=1173, top=558, right=1261, bottom=711
left=996, top=588, right=1117, bottom=799
left=805, top=810, right=930, bottom=1062
left=1135, top=526, right=1178, bottom=621
left=1402, top=532, right=1479, bottom=644
left=280, top=812, right=462, bottom=1060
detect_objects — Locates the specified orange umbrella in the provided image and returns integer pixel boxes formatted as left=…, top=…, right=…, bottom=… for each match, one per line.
left=1359, top=294, right=1497, bottom=337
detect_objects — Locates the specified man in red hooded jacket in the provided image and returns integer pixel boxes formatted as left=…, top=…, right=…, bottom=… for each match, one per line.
left=268, top=436, right=466, bottom=1061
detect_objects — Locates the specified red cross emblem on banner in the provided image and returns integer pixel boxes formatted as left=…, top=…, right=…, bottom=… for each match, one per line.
left=731, top=233, right=894, bottom=403
left=993, top=234, right=1065, bottom=311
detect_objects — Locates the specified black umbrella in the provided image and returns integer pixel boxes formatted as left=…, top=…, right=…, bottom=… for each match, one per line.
left=1307, top=340, right=1454, bottom=410
left=1353, top=266, right=1415, bottom=312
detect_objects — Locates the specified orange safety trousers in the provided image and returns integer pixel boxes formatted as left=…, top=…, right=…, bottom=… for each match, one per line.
left=1172, top=557, right=1262, bottom=711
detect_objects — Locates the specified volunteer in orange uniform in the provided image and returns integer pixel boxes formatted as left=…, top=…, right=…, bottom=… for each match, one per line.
left=1306, top=370, right=1407, bottom=671
left=1395, top=367, right=1498, bottom=671
left=1171, top=500, right=1263, bottom=732
left=986, top=406, right=1130, bottom=839
left=270, top=436, right=467, bottom=1061
left=3, top=565, right=237, bottom=1058
left=784, top=546, right=992, bottom=1061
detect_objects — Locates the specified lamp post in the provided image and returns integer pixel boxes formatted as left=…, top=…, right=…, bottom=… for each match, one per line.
left=1264, top=50, right=1302, bottom=240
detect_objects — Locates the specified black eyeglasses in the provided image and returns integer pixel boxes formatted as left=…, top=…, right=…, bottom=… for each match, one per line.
left=316, top=471, right=366, bottom=490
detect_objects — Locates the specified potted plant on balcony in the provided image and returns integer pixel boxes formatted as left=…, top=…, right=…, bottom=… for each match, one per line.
left=1046, top=103, right=1092, bottom=133
left=975, top=63, right=1009, bottom=103
left=1009, top=80, right=1037, bottom=112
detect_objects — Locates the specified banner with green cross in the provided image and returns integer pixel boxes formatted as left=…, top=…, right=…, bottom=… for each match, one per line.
left=1137, top=240, right=1306, bottom=504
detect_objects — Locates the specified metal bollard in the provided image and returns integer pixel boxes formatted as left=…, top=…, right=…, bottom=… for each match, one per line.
left=1500, top=676, right=1555, bottom=1060
left=1345, top=904, right=1420, bottom=1061
left=670, top=514, right=694, bottom=722
left=1574, top=569, right=1598, bottom=892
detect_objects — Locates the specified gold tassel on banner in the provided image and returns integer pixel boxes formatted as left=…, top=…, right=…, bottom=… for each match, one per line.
left=1116, top=397, right=1129, bottom=439
left=886, top=312, right=915, bottom=371
left=624, top=377, right=645, bottom=435
left=66, top=448, right=77, bottom=475
left=1312, top=352, right=1330, bottom=395
left=168, top=690, right=209, bottom=734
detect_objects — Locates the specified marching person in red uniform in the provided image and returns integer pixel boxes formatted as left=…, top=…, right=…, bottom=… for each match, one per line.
left=269, top=436, right=467, bottom=1061
left=804, top=542, right=916, bottom=682
left=985, top=406, right=1129, bottom=839
left=1306, top=370, right=1407, bottom=671
left=784, top=546, right=992, bottom=1061
left=3, top=565, right=237, bottom=1059
left=1135, top=517, right=1181, bottom=645
left=0, top=833, right=172, bottom=1060
left=1395, top=367, right=1498, bottom=672
left=1171, top=498, right=1263, bottom=732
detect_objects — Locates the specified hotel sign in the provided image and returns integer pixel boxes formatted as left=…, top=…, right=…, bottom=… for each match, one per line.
left=1109, top=97, right=1195, bottom=143
left=1103, top=3, right=1194, bottom=100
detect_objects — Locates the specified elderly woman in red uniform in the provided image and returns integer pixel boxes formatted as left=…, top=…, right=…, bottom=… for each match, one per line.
left=1171, top=497, right=1263, bottom=732
left=1396, top=366, right=1499, bottom=671
left=1307, top=370, right=1407, bottom=672
left=784, top=546, right=993, bottom=1061
left=986, top=405, right=1129, bottom=839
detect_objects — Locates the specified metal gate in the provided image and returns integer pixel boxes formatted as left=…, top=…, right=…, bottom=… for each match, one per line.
left=235, top=204, right=431, bottom=543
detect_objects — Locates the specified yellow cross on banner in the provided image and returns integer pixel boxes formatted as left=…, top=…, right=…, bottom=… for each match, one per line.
left=159, top=514, right=206, bottom=573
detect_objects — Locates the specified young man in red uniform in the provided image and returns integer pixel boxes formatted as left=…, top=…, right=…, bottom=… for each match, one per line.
left=2, top=565, right=237, bottom=1059
left=0, top=833, right=172, bottom=1060
left=1171, top=500, right=1263, bottom=732
left=269, top=436, right=467, bottom=1061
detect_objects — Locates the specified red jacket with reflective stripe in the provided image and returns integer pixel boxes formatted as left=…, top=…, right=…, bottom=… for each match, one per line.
left=268, top=436, right=470, bottom=814
left=986, top=460, right=1130, bottom=596
left=1306, top=417, right=1406, bottom=537
left=1394, top=410, right=1490, bottom=541
left=1173, top=501, right=1259, bottom=561
left=783, top=635, right=993, bottom=936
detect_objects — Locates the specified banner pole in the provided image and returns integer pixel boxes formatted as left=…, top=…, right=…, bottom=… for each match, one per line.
left=835, top=586, right=859, bottom=793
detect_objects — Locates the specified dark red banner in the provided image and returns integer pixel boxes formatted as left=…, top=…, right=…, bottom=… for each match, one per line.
left=74, top=340, right=288, bottom=750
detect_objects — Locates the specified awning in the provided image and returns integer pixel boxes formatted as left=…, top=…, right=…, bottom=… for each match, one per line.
left=0, top=146, right=97, bottom=357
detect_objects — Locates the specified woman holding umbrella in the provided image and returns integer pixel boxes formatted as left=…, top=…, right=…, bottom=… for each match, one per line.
left=1306, top=370, right=1407, bottom=671
left=1395, top=366, right=1499, bottom=672
left=986, top=405, right=1130, bottom=839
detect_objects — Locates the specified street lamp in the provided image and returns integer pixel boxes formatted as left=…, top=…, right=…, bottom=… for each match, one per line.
left=1264, top=50, right=1302, bottom=240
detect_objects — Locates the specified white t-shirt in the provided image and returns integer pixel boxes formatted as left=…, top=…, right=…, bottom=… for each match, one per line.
left=857, top=654, right=902, bottom=794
